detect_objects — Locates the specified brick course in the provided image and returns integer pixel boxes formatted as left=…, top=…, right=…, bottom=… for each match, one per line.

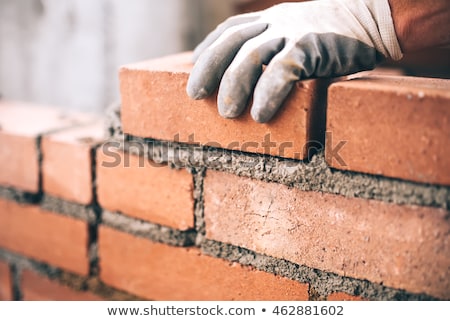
left=99, top=226, right=309, bottom=300
left=119, top=52, right=328, bottom=160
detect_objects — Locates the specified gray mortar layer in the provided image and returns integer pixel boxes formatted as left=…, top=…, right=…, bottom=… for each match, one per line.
left=0, top=186, right=42, bottom=204
left=119, top=137, right=450, bottom=210
left=200, top=240, right=438, bottom=301
left=102, top=210, right=196, bottom=247
left=193, top=168, right=206, bottom=245
left=0, top=190, right=99, bottom=222
left=40, top=195, right=98, bottom=223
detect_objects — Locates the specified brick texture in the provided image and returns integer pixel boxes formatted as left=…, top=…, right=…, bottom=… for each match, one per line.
left=119, top=52, right=328, bottom=160
left=42, top=121, right=104, bottom=204
left=97, top=147, right=194, bottom=230
left=326, top=76, right=450, bottom=186
left=0, top=199, right=89, bottom=275
left=0, top=133, right=39, bottom=193
left=0, top=261, right=12, bottom=301
left=203, top=170, right=450, bottom=299
left=99, top=226, right=309, bottom=300
left=21, top=270, right=101, bottom=301
left=0, top=101, right=96, bottom=192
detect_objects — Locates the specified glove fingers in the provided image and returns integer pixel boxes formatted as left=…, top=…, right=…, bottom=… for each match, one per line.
left=192, top=12, right=261, bottom=62
left=217, top=36, right=285, bottom=118
left=187, top=22, right=268, bottom=100
left=251, top=45, right=304, bottom=123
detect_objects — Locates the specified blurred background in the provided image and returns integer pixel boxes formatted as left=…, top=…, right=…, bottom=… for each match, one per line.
left=0, top=0, right=235, bottom=113
left=0, top=0, right=448, bottom=114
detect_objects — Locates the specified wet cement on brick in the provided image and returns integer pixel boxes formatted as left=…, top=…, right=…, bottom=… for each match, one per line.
left=102, top=210, right=196, bottom=247
left=201, top=239, right=438, bottom=301
left=119, top=137, right=450, bottom=210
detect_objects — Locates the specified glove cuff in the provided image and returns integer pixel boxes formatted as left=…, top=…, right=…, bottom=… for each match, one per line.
left=346, top=0, right=403, bottom=60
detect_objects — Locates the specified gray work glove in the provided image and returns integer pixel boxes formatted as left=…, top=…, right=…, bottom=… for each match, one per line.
left=186, top=0, right=403, bottom=123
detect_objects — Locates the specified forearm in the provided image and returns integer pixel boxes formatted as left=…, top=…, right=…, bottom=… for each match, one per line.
left=388, top=0, right=450, bottom=52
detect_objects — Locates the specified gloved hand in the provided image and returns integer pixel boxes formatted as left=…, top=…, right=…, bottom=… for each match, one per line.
left=186, top=0, right=403, bottom=123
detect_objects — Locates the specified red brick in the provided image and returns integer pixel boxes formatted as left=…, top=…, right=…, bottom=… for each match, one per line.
left=21, top=270, right=101, bottom=301
left=0, top=261, right=12, bottom=301
left=326, top=76, right=450, bottom=185
left=99, top=226, right=309, bottom=300
left=42, top=121, right=104, bottom=204
left=96, top=147, right=194, bottom=230
left=327, top=292, right=365, bottom=301
left=203, top=170, right=450, bottom=299
left=0, top=133, right=39, bottom=193
left=119, top=52, right=328, bottom=160
left=0, top=101, right=96, bottom=192
left=0, top=199, right=89, bottom=275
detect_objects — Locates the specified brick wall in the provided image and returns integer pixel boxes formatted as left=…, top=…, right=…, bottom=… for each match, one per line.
left=0, top=52, right=449, bottom=301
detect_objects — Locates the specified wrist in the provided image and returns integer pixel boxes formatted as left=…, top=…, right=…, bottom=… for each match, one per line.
left=345, top=0, right=403, bottom=60
left=388, top=0, right=450, bottom=52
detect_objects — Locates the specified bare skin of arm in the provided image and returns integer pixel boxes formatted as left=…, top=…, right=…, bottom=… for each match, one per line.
left=389, top=0, right=450, bottom=52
